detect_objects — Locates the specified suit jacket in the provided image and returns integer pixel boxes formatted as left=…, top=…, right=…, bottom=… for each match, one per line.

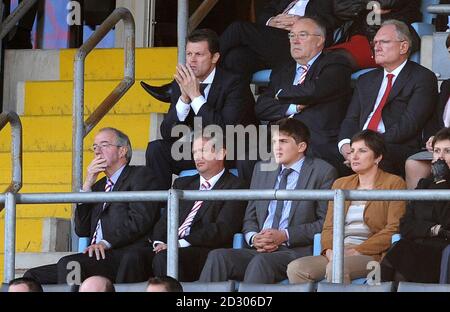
left=438, top=79, right=450, bottom=129
left=257, top=0, right=340, bottom=47
left=75, top=166, right=160, bottom=249
left=256, top=52, right=352, bottom=146
left=339, top=60, right=439, bottom=150
left=400, top=178, right=450, bottom=241
left=160, top=67, right=255, bottom=141
left=152, top=171, right=247, bottom=248
left=243, top=157, right=338, bottom=251
left=321, top=169, right=406, bottom=261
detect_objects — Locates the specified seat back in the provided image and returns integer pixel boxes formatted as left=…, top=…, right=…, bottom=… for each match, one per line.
left=1, top=283, right=9, bottom=292
left=421, top=0, right=439, bottom=24
left=317, top=282, right=393, bottom=292
left=114, top=282, right=148, bottom=292
left=397, top=282, right=450, bottom=292
left=78, top=237, right=90, bottom=252
left=251, top=70, right=272, bottom=86
left=410, top=22, right=436, bottom=64
left=238, top=282, right=314, bottom=292
left=439, top=245, right=450, bottom=283
left=180, top=281, right=235, bottom=292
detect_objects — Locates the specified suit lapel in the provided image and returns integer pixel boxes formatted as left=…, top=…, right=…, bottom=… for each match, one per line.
left=362, top=70, right=384, bottom=122
left=206, top=69, right=222, bottom=108
left=386, top=61, right=412, bottom=104
left=179, top=175, right=200, bottom=223
left=304, top=53, right=323, bottom=82
left=288, top=157, right=313, bottom=221
left=102, top=165, right=130, bottom=211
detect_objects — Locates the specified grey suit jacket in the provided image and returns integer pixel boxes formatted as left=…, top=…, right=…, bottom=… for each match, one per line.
left=243, top=156, right=337, bottom=251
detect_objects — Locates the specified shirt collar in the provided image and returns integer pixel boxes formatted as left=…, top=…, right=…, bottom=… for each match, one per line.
left=384, top=59, right=407, bottom=78
left=281, top=156, right=305, bottom=174
left=108, top=164, right=126, bottom=185
left=200, top=168, right=225, bottom=190
left=201, top=67, right=216, bottom=85
left=296, top=51, right=321, bottom=71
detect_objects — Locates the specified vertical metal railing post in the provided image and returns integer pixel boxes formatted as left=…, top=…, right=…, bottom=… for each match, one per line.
left=177, top=0, right=188, bottom=64
left=4, top=192, right=17, bottom=283
left=72, top=7, right=135, bottom=250
left=332, top=189, right=345, bottom=283
left=166, top=189, right=180, bottom=279
left=0, top=111, right=23, bottom=205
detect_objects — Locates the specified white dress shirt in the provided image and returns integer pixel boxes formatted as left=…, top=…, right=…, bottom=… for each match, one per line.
left=266, top=0, right=310, bottom=25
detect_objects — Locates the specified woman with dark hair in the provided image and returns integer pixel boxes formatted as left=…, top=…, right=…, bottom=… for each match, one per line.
left=381, top=127, right=450, bottom=283
left=287, top=130, right=406, bottom=283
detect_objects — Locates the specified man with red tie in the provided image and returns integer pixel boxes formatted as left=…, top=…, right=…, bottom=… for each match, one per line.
left=117, top=134, right=247, bottom=282
left=339, top=20, right=439, bottom=177
left=24, top=128, right=160, bottom=284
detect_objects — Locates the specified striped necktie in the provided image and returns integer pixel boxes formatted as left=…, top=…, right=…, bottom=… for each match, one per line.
left=178, top=180, right=211, bottom=238
left=91, top=178, right=114, bottom=245
left=297, top=64, right=309, bottom=85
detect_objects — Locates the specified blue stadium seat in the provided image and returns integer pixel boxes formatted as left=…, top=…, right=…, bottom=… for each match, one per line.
left=78, top=237, right=90, bottom=252
left=421, top=0, right=440, bottom=24
left=238, top=282, right=314, bottom=292
left=251, top=70, right=272, bottom=86
left=1, top=283, right=8, bottom=292
left=351, top=68, right=376, bottom=81
left=42, top=284, right=74, bottom=292
left=181, top=281, right=235, bottom=292
left=397, top=281, right=450, bottom=292
left=410, top=22, right=436, bottom=64
left=179, top=168, right=238, bottom=177
left=317, top=281, right=393, bottom=292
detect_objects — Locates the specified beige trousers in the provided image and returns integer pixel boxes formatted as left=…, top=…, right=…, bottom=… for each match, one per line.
left=287, top=254, right=375, bottom=284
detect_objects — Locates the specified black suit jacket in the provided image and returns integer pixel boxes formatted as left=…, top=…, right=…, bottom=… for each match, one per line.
left=339, top=60, right=438, bottom=150
left=152, top=171, right=247, bottom=248
left=160, top=67, right=255, bottom=141
left=438, top=79, right=450, bottom=129
left=257, top=0, right=340, bottom=47
left=256, top=52, right=352, bottom=145
left=75, top=166, right=160, bottom=249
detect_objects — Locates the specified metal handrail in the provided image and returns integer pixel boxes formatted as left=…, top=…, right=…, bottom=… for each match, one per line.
left=177, top=0, right=188, bottom=64
left=72, top=7, right=135, bottom=193
left=3, top=188, right=450, bottom=283
left=0, top=111, right=22, bottom=209
left=0, top=0, right=38, bottom=40
left=428, top=4, right=450, bottom=15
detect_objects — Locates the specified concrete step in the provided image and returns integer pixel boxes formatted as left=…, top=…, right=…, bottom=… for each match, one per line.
left=21, top=79, right=170, bottom=116
left=0, top=114, right=153, bottom=152
left=0, top=150, right=146, bottom=184
left=59, top=47, right=177, bottom=80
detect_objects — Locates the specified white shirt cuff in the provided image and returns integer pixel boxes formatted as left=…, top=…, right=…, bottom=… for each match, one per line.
left=245, top=231, right=258, bottom=247
left=338, top=138, right=351, bottom=154
left=176, top=98, right=191, bottom=121
left=286, top=104, right=297, bottom=116
left=178, top=239, right=191, bottom=248
left=190, top=95, right=207, bottom=114
left=153, top=240, right=165, bottom=249
left=99, top=240, right=112, bottom=249
left=266, top=17, right=273, bottom=26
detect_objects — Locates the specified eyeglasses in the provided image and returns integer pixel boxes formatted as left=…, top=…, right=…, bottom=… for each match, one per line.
left=90, top=143, right=122, bottom=152
left=288, top=32, right=322, bottom=41
left=372, top=39, right=406, bottom=47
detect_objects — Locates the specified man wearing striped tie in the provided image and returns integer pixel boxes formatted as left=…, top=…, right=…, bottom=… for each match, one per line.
left=117, top=134, right=248, bottom=282
left=256, top=16, right=352, bottom=176
left=24, top=128, right=161, bottom=284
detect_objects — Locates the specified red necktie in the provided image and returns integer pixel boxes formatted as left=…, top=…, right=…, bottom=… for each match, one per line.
left=178, top=180, right=211, bottom=238
left=297, top=64, right=309, bottom=85
left=367, top=74, right=395, bottom=132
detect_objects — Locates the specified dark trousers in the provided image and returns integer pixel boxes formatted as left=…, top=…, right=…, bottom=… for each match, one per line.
left=152, top=247, right=212, bottom=282
left=219, top=21, right=291, bottom=82
left=23, top=242, right=152, bottom=284
left=146, top=139, right=256, bottom=189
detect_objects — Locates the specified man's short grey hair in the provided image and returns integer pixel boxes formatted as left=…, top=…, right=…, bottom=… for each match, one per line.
left=381, top=19, right=413, bottom=54
left=297, top=16, right=326, bottom=38
left=99, top=127, right=132, bottom=163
